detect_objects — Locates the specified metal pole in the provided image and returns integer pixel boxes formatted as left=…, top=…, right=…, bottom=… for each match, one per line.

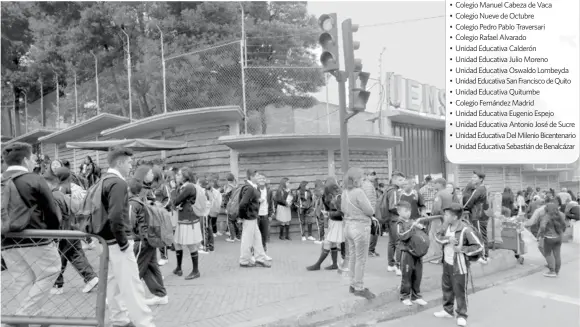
left=156, top=25, right=167, bottom=114
left=121, top=28, right=132, bottom=121
left=24, top=92, right=28, bottom=133
left=40, top=79, right=44, bottom=127
left=378, top=47, right=386, bottom=135
left=338, top=72, right=349, bottom=174
left=90, top=51, right=99, bottom=113
left=74, top=72, right=78, bottom=123
left=326, top=74, right=330, bottom=133
left=385, top=72, right=393, bottom=135
left=54, top=71, right=60, bottom=128
left=239, top=3, right=247, bottom=134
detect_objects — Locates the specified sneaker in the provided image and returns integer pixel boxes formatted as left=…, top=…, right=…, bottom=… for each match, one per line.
left=82, top=277, right=99, bottom=293
left=225, top=231, right=231, bottom=236
left=199, top=249, right=209, bottom=254
left=413, top=298, right=428, bottom=306
left=144, top=296, right=169, bottom=306
left=434, top=310, right=453, bottom=318
left=369, top=251, right=380, bottom=257
left=213, top=233, right=217, bottom=238
left=225, top=238, right=235, bottom=243
left=307, top=236, right=316, bottom=241
left=264, top=254, right=272, bottom=261
left=158, top=258, right=168, bottom=266
left=543, top=271, right=557, bottom=278
left=396, top=268, right=402, bottom=276
left=217, top=232, right=223, bottom=236
left=235, top=238, right=241, bottom=242
left=353, top=288, right=376, bottom=300
left=301, top=236, right=307, bottom=241
left=314, top=240, right=323, bottom=245
left=477, top=257, right=488, bottom=265
left=402, top=299, right=413, bottom=306
left=457, top=317, right=467, bottom=326
left=382, top=232, right=387, bottom=237
left=387, top=265, right=397, bottom=272
left=50, top=287, right=64, bottom=295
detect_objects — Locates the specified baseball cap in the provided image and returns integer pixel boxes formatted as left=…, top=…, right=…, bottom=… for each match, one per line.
left=443, top=203, right=463, bottom=216
left=473, top=170, right=486, bottom=180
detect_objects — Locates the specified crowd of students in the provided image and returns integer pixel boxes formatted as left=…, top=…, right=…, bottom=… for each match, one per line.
left=1, top=141, right=577, bottom=327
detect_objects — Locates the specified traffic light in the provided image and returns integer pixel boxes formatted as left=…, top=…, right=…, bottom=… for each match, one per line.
left=351, top=72, right=371, bottom=111
left=318, top=14, right=340, bottom=73
left=342, top=18, right=370, bottom=111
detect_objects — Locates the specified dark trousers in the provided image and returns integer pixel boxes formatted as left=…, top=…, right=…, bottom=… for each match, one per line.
left=159, top=246, right=168, bottom=260
left=258, top=215, right=270, bottom=250
left=442, top=262, right=468, bottom=319
left=473, top=219, right=488, bottom=257
left=543, top=236, right=562, bottom=273
left=400, top=251, right=423, bottom=300
left=298, top=209, right=311, bottom=237
left=387, top=220, right=399, bottom=266
left=209, top=215, right=218, bottom=234
left=202, top=216, right=214, bottom=251
left=228, top=217, right=242, bottom=240
left=55, top=238, right=97, bottom=288
left=135, top=241, right=167, bottom=297
left=317, top=214, right=325, bottom=240
left=369, top=222, right=379, bottom=253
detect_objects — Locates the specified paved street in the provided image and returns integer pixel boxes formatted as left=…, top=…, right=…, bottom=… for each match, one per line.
left=376, top=260, right=580, bottom=327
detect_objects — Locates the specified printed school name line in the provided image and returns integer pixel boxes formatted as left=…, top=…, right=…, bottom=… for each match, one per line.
left=454, top=109, right=552, bottom=117
left=453, top=34, right=527, bottom=42
left=454, top=55, right=547, bottom=63
left=454, top=44, right=537, bottom=52
left=453, top=121, right=575, bottom=128
left=453, top=67, right=569, bottom=74
left=454, top=23, right=545, bottom=32
left=454, top=1, right=552, bottom=10
left=454, top=12, right=535, bottom=20
left=452, top=88, right=539, bottom=96
left=453, top=143, right=575, bottom=151
left=453, top=77, right=571, bottom=86
left=454, top=131, right=577, bottom=139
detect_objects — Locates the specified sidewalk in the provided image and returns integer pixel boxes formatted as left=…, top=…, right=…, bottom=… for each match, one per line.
left=0, top=234, right=533, bottom=327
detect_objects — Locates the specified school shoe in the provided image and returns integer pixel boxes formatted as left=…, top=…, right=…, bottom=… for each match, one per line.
left=413, top=298, right=428, bottom=306
left=144, top=295, right=169, bottom=306
left=387, top=265, right=397, bottom=272
left=82, top=277, right=99, bottom=293
left=402, top=299, right=413, bottom=306
left=307, top=236, right=316, bottom=241
left=433, top=310, right=454, bottom=318
left=457, top=317, right=467, bottom=326
left=158, top=258, right=168, bottom=266
left=50, top=287, right=64, bottom=295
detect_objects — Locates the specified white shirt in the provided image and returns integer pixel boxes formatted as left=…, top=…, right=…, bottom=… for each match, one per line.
left=107, top=168, right=125, bottom=181
left=259, top=187, right=268, bottom=216
left=443, top=226, right=455, bottom=265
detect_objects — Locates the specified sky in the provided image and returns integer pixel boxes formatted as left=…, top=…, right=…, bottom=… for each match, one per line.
left=306, top=1, right=446, bottom=112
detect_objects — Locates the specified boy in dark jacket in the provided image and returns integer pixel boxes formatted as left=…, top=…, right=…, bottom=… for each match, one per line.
left=462, top=171, right=489, bottom=259
left=433, top=203, right=485, bottom=327
left=396, top=201, right=428, bottom=306
left=47, top=168, right=99, bottom=295
left=128, top=178, right=169, bottom=306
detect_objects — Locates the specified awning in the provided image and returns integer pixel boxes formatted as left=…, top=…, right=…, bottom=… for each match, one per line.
left=386, top=109, right=446, bottom=129
left=101, top=106, right=243, bottom=138
left=3, top=129, right=57, bottom=145
left=39, top=113, right=130, bottom=144
left=66, top=139, right=188, bottom=151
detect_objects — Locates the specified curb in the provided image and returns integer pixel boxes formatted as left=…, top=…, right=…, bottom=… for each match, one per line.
left=323, top=256, right=580, bottom=327
left=239, top=249, right=519, bottom=327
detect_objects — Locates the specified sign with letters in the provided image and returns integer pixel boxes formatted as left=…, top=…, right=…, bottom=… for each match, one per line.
left=387, top=73, right=446, bottom=117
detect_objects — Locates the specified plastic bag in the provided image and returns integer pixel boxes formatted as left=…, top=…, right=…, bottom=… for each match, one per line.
left=521, top=228, right=537, bottom=246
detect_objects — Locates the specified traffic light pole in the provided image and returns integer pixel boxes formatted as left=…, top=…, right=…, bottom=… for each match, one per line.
left=336, top=71, right=359, bottom=175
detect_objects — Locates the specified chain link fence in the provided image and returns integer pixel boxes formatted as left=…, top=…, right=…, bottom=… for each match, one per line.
left=165, top=41, right=243, bottom=113
left=1, top=230, right=108, bottom=326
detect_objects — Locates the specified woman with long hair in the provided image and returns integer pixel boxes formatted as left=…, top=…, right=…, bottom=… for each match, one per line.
left=501, top=187, right=514, bottom=211
left=172, top=168, right=202, bottom=280
left=274, top=177, right=293, bottom=240
left=539, top=203, right=567, bottom=277
left=445, top=182, right=461, bottom=204
left=515, top=191, right=526, bottom=216
left=341, top=167, right=376, bottom=299
left=306, top=177, right=344, bottom=271
left=149, top=165, right=172, bottom=265
left=81, top=155, right=98, bottom=187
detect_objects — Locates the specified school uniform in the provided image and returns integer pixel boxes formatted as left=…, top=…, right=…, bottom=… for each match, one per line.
left=396, top=217, right=425, bottom=301
left=100, top=169, right=155, bottom=327
left=463, top=184, right=489, bottom=256
left=173, top=183, right=202, bottom=247
left=238, top=181, right=269, bottom=267
left=296, top=188, right=317, bottom=238
left=257, top=186, right=274, bottom=249
left=275, top=188, right=293, bottom=239
left=1, top=166, right=61, bottom=316
left=434, top=221, right=485, bottom=320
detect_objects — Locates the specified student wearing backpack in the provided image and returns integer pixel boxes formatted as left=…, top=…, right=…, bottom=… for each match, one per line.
left=257, top=175, right=274, bottom=258
left=128, top=178, right=169, bottom=306
left=238, top=169, right=271, bottom=268
left=172, top=168, right=203, bottom=279
left=433, top=203, right=485, bottom=327
left=46, top=168, right=99, bottom=296
left=208, top=179, right=222, bottom=242
left=1, top=142, right=62, bottom=319
left=462, top=171, right=490, bottom=260
left=274, top=177, right=293, bottom=240
left=395, top=201, right=428, bottom=306
left=378, top=171, right=407, bottom=274
left=99, top=146, right=156, bottom=327
left=224, top=173, right=242, bottom=242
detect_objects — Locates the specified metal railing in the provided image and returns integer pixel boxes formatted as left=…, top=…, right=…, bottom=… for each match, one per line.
left=1, top=230, right=109, bottom=327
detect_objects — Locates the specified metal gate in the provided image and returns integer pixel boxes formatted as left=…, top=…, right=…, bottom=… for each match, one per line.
left=391, top=123, right=445, bottom=182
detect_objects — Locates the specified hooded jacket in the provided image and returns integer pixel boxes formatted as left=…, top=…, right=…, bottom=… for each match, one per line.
left=434, top=220, right=485, bottom=274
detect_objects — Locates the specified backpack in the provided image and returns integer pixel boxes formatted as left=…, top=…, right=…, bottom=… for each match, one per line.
left=375, top=192, right=388, bottom=223
left=1, top=171, right=33, bottom=235
left=76, top=174, right=116, bottom=234
left=226, top=185, right=245, bottom=220
left=459, top=214, right=485, bottom=261
left=52, top=189, right=71, bottom=230
left=130, top=198, right=173, bottom=248
left=406, top=226, right=430, bottom=257
left=191, top=184, right=208, bottom=217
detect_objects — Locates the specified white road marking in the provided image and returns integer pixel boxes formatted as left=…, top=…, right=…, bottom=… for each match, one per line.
left=505, top=287, right=580, bottom=306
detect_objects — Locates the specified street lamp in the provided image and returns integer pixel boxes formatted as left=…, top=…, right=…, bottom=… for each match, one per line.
left=121, top=26, right=132, bottom=121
